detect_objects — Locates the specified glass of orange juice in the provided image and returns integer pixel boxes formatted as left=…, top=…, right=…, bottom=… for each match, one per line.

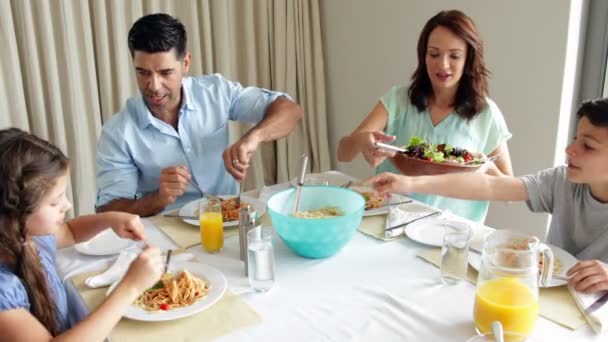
left=200, top=199, right=223, bottom=253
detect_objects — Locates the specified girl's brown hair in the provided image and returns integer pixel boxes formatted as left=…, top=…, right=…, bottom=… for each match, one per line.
left=408, top=10, right=489, bottom=120
left=0, top=128, right=69, bottom=336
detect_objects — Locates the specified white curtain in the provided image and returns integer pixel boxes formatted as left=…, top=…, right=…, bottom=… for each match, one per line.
left=0, top=0, right=331, bottom=215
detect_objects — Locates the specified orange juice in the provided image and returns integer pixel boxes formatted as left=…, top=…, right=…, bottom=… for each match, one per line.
left=474, top=277, right=538, bottom=342
left=200, top=212, right=224, bottom=253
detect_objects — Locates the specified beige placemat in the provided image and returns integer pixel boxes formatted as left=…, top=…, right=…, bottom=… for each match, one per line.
left=72, top=269, right=262, bottom=342
left=417, top=248, right=587, bottom=330
left=358, top=215, right=400, bottom=241
left=149, top=216, right=240, bottom=249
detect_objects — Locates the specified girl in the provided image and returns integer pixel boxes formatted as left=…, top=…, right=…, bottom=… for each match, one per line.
left=337, top=10, right=513, bottom=222
left=0, top=128, right=162, bottom=341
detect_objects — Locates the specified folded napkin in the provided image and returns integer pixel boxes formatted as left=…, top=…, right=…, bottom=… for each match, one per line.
left=569, top=288, right=608, bottom=333
left=384, top=205, right=441, bottom=239
left=85, top=250, right=196, bottom=288
left=358, top=202, right=440, bottom=241
left=85, top=251, right=138, bottom=288
left=417, top=248, right=587, bottom=330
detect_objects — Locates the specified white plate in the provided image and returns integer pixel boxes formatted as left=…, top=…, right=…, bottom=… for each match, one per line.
left=468, top=244, right=578, bottom=288
left=74, top=229, right=137, bottom=256
left=178, top=195, right=267, bottom=227
left=107, top=261, right=226, bottom=322
left=404, top=215, right=454, bottom=247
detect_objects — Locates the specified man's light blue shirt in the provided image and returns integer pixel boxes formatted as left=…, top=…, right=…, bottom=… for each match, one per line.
left=96, top=74, right=287, bottom=211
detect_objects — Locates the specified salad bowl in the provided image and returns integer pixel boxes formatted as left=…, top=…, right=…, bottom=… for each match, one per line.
left=390, top=153, right=482, bottom=176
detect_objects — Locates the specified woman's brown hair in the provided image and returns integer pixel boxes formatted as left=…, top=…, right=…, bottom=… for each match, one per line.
left=408, top=10, right=489, bottom=120
left=0, top=128, right=69, bottom=336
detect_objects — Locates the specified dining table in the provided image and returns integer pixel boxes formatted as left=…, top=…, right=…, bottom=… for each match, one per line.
left=56, top=171, right=607, bottom=341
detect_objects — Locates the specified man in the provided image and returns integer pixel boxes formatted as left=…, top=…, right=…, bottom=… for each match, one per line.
left=96, top=13, right=302, bottom=216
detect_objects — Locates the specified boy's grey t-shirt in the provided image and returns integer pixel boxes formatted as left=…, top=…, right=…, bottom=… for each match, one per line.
left=521, top=166, right=608, bottom=262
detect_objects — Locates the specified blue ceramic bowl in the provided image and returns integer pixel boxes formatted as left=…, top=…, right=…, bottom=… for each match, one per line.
left=266, top=186, right=365, bottom=259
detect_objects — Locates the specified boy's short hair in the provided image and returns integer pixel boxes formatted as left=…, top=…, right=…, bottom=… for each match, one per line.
left=128, top=13, right=187, bottom=59
left=577, top=98, right=608, bottom=127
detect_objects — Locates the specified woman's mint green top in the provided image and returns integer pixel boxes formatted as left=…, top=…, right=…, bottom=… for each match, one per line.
left=377, top=84, right=512, bottom=222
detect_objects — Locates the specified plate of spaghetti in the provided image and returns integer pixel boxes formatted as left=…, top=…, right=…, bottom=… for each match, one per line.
left=351, top=186, right=411, bottom=217
left=178, top=195, right=267, bottom=227
left=107, top=261, right=226, bottom=321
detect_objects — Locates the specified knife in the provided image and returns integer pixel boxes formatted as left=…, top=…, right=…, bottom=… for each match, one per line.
left=384, top=211, right=441, bottom=239
left=163, top=214, right=198, bottom=220
left=585, top=292, right=608, bottom=315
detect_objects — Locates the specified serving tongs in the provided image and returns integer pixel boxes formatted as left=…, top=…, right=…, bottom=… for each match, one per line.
left=374, top=141, right=408, bottom=154
left=292, top=154, right=309, bottom=214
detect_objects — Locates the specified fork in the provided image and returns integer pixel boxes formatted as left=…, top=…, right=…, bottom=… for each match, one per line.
left=190, top=179, right=223, bottom=202
left=465, top=153, right=503, bottom=165
left=236, top=181, right=244, bottom=207
left=163, top=249, right=172, bottom=274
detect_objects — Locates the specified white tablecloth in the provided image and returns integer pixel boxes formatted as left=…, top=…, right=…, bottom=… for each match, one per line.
left=57, top=181, right=606, bottom=341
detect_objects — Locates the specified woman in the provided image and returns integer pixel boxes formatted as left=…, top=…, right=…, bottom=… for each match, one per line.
left=337, top=10, right=513, bottom=222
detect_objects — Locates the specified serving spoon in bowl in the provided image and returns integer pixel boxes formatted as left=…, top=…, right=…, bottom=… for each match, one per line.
left=292, top=154, right=309, bottom=214
left=374, top=141, right=407, bottom=154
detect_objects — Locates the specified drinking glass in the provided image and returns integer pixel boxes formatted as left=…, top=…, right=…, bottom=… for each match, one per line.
left=247, top=226, right=275, bottom=292
left=200, top=199, right=223, bottom=253
left=440, top=221, right=472, bottom=284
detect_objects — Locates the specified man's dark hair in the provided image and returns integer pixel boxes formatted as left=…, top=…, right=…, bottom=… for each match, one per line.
left=128, top=13, right=187, bottom=59
left=577, top=98, right=608, bottom=127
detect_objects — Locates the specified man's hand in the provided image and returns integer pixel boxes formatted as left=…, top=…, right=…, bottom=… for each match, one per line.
left=157, top=165, right=191, bottom=207
left=567, top=260, right=608, bottom=293
left=223, top=132, right=261, bottom=181
left=104, top=211, right=147, bottom=241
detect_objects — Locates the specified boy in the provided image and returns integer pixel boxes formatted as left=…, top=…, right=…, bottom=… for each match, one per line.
left=364, top=98, right=608, bottom=294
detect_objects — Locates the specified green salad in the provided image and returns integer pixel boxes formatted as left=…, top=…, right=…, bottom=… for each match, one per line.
left=401, top=136, right=482, bottom=165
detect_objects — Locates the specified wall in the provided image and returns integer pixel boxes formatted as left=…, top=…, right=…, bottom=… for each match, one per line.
left=320, top=0, right=577, bottom=238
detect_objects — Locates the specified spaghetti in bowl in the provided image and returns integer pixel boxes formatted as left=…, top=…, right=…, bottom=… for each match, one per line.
left=107, top=261, right=226, bottom=321
left=267, top=186, right=365, bottom=259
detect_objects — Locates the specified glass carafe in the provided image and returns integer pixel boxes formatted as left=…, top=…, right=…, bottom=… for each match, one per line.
left=473, top=230, right=553, bottom=341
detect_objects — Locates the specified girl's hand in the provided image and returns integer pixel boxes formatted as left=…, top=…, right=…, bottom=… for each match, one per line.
left=106, top=211, right=146, bottom=241
left=353, top=131, right=396, bottom=168
left=567, top=260, right=608, bottom=293
left=363, top=172, right=411, bottom=195
left=120, top=246, right=163, bottom=294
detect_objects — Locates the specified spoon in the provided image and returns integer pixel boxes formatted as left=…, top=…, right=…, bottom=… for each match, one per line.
left=374, top=141, right=407, bottom=153
left=491, top=321, right=504, bottom=342
left=292, top=154, right=309, bottom=214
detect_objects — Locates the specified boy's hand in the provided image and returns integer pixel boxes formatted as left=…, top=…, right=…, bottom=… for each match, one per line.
left=363, top=172, right=410, bottom=195
left=567, top=260, right=608, bottom=293
left=106, top=212, right=146, bottom=241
